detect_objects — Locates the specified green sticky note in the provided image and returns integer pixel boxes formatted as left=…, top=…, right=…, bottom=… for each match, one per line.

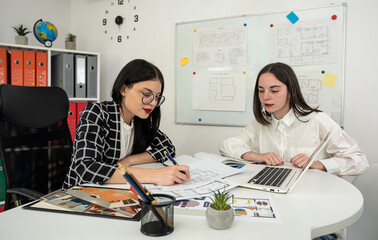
left=322, top=73, right=338, bottom=87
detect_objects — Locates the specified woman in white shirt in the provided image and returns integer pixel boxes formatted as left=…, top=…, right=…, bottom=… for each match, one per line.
left=219, top=62, right=368, bottom=176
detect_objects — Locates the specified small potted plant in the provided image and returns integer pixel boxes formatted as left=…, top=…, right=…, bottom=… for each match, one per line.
left=205, top=189, right=234, bottom=230
left=65, top=33, right=77, bottom=50
left=12, top=24, right=31, bottom=45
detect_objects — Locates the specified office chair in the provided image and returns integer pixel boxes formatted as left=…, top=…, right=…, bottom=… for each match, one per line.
left=0, top=85, right=73, bottom=211
left=347, top=164, right=378, bottom=240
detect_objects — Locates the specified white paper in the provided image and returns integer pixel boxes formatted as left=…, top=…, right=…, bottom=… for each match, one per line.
left=174, top=193, right=282, bottom=223
left=270, top=18, right=337, bottom=65
left=232, top=193, right=282, bottom=223
left=144, top=156, right=243, bottom=200
left=192, top=70, right=247, bottom=111
left=193, top=26, right=248, bottom=67
left=296, top=70, right=334, bottom=115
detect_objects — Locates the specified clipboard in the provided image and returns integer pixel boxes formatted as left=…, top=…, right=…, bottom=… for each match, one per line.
left=23, top=186, right=142, bottom=221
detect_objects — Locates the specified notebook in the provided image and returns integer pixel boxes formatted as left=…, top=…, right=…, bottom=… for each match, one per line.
left=227, top=131, right=332, bottom=194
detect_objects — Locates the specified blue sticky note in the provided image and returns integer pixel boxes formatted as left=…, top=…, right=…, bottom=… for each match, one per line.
left=287, top=11, right=299, bottom=24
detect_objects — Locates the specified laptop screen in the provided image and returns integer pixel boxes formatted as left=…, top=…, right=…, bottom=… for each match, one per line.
left=300, top=131, right=332, bottom=172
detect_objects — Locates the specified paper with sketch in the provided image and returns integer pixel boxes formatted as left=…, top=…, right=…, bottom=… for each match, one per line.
left=174, top=193, right=282, bottom=223
left=143, top=155, right=243, bottom=200
left=193, top=26, right=247, bottom=67
left=232, top=193, right=282, bottom=223
left=191, top=70, right=247, bottom=112
left=270, top=18, right=337, bottom=66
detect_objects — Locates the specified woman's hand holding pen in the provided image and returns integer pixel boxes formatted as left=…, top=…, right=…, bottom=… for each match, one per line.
left=151, top=165, right=191, bottom=185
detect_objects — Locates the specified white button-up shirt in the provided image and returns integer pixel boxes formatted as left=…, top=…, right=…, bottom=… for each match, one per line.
left=120, top=118, right=134, bottom=159
left=219, top=109, right=368, bottom=175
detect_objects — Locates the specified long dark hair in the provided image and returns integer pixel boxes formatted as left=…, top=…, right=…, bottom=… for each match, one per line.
left=111, top=59, right=164, bottom=155
left=253, top=62, right=321, bottom=125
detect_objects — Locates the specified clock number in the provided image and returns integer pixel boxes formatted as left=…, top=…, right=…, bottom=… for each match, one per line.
left=134, top=15, right=139, bottom=22
left=117, top=36, right=122, bottom=42
left=103, top=19, right=107, bottom=26
left=118, top=0, right=124, bottom=5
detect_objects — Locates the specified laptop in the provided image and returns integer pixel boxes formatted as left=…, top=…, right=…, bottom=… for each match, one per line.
left=227, top=131, right=332, bottom=194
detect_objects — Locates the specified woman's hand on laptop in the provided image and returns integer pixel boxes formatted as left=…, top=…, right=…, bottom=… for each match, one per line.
left=242, top=151, right=284, bottom=166
left=290, top=154, right=326, bottom=171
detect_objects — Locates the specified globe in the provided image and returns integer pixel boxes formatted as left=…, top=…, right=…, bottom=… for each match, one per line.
left=33, top=19, right=58, bottom=47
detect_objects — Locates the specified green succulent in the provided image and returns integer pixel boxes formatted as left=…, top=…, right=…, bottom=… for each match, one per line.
left=12, top=24, right=31, bottom=36
left=209, top=189, right=232, bottom=210
left=65, top=33, right=77, bottom=42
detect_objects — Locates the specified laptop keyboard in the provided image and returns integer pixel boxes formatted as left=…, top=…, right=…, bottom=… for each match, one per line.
left=248, top=167, right=292, bottom=187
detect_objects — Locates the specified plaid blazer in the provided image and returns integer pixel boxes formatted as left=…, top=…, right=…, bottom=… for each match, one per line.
left=63, top=101, right=175, bottom=189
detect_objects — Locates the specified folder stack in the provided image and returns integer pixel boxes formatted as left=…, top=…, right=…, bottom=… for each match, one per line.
left=4, top=48, right=48, bottom=86
left=51, top=53, right=98, bottom=99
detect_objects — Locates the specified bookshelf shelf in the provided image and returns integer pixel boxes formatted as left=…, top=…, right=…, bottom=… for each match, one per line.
left=0, top=42, right=100, bottom=103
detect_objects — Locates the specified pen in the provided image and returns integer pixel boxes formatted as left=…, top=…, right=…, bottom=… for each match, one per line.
left=164, top=151, right=191, bottom=181
left=164, top=151, right=178, bottom=165
left=117, top=163, right=172, bottom=227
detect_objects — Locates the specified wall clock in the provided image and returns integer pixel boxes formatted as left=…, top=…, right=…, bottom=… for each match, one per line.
left=102, top=0, right=139, bottom=43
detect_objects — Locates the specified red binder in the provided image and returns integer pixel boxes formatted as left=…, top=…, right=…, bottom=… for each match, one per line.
left=23, top=50, right=36, bottom=86
left=76, top=102, right=87, bottom=125
left=68, top=102, right=77, bottom=143
left=36, top=51, right=47, bottom=87
left=0, top=48, right=9, bottom=84
left=10, top=49, right=23, bottom=86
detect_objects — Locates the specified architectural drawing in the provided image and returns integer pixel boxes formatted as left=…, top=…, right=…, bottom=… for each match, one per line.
left=193, top=26, right=248, bottom=67
left=270, top=18, right=337, bottom=65
left=192, top=70, right=246, bottom=112
left=144, top=156, right=242, bottom=200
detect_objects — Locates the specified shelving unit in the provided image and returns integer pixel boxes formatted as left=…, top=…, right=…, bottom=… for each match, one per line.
left=0, top=42, right=100, bottom=103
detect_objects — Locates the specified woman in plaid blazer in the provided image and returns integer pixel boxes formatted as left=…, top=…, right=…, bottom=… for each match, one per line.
left=63, top=59, right=190, bottom=189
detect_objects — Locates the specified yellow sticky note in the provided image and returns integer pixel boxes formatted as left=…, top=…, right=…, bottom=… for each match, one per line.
left=180, top=57, right=189, bottom=66
left=322, top=73, right=338, bottom=87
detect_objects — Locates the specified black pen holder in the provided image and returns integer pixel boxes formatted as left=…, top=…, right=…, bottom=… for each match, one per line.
left=140, top=194, right=176, bottom=236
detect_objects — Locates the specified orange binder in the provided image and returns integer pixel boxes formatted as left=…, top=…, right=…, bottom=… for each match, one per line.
left=23, top=50, right=36, bottom=86
left=0, top=48, right=9, bottom=84
left=68, top=102, right=77, bottom=143
left=76, top=102, right=87, bottom=125
left=36, top=51, right=47, bottom=87
left=10, top=49, right=23, bottom=86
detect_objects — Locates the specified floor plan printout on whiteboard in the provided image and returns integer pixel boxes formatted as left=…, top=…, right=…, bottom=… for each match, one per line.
left=193, top=26, right=248, bottom=67
left=192, top=70, right=247, bottom=111
left=270, top=18, right=337, bottom=65
left=143, top=155, right=243, bottom=200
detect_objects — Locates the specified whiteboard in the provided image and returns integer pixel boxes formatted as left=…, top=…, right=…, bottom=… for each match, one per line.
left=175, top=4, right=346, bottom=127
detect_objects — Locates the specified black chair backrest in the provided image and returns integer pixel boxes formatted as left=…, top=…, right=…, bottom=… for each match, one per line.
left=0, top=85, right=73, bottom=209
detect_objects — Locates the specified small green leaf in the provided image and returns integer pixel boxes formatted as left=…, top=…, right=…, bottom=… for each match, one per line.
left=209, top=188, right=232, bottom=210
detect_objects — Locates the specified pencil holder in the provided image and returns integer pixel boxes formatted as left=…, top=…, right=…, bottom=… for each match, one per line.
left=140, top=194, right=176, bottom=236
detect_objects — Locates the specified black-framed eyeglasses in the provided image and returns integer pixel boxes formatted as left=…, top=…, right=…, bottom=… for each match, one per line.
left=140, top=92, right=165, bottom=107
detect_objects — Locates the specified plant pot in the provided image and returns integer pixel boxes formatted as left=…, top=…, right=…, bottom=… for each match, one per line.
left=15, top=36, right=28, bottom=45
left=65, top=41, right=76, bottom=50
left=205, top=206, right=234, bottom=230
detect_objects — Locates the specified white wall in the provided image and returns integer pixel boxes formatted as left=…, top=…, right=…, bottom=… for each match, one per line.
left=1, top=0, right=377, bottom=165
left=0, top=0, right=71, bottom=49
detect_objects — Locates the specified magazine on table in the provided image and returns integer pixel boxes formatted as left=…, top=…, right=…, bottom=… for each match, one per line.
left=23, top=186, right=142, bottom=221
